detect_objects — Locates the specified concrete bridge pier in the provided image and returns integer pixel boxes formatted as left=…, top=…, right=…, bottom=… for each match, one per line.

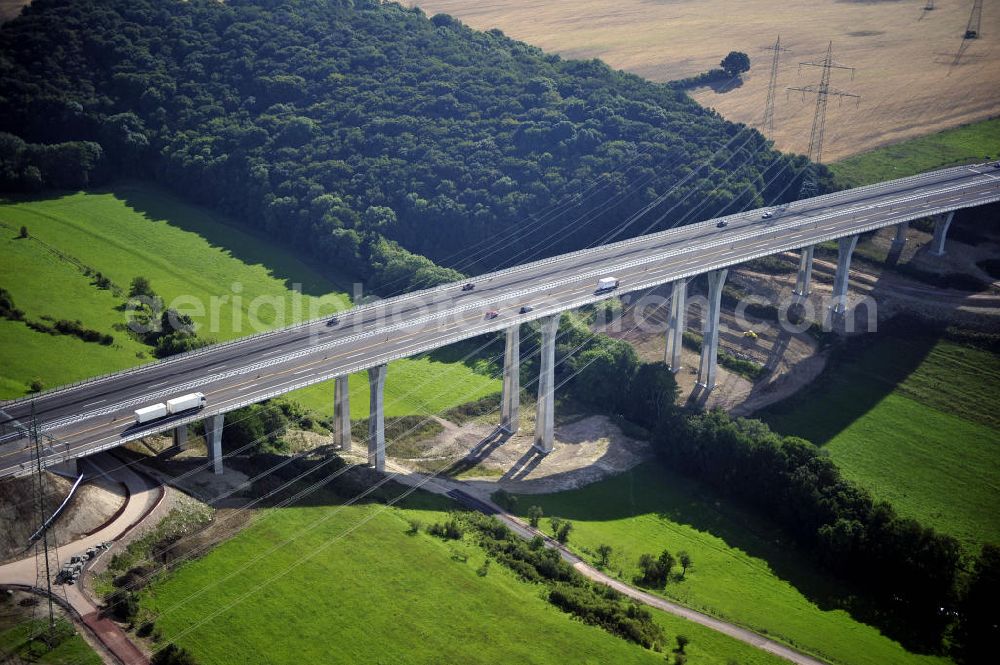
left=696, top=268, right=728, bottom=390
left=333, top=376, right=351, bottom=451
left=793, top=245, right=815, bottom=297
left=172, top=425, right=188, bottom=451
left=664, top=278, right=688, bottom=372
left=534, top=313, right=562, bottom=454
left=930, top=211, right=955, bottom=256
left=831, top=234, right=859, bottom=315
left=893, top=221, right=909, bottom=247
left=500, top=325, right=520, bottom=434
left=206, top=413, right=224, bottom=475
left=368, top=364, right=387, bottom=472
left=49, top=457, right=79, bottom=477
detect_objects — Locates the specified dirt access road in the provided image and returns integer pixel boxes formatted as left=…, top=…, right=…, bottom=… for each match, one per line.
left=415, top=0, right=1000, bottom=160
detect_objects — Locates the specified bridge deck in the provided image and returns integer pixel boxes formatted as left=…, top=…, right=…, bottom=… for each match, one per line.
left=2, top=163, right=999, bottom=476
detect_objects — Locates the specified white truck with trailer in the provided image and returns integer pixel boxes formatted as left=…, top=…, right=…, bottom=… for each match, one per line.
left=134, top=392, right=207, bottom=424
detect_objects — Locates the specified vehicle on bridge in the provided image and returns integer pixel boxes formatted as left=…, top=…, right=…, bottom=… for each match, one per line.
left=134, top=392, right=206, bottom=424
left=596, top=276, right=619, bottom=292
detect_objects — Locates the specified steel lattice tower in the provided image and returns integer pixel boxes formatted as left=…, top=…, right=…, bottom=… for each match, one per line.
left=787, top=42, right=859, bottom=163
left=30, top=405, right=57, bottom=640
left=761, top=36, right=789, bottom=137
left=965, top=0, right=983, bottom=38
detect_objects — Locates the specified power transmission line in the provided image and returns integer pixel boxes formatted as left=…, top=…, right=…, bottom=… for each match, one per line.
left=761, top=35, right=790, bottom=137
left=787, top=42, right=859, bottom=163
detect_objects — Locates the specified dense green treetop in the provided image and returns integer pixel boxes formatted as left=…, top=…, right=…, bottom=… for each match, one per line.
left=0, top=0, right=815, bottom=289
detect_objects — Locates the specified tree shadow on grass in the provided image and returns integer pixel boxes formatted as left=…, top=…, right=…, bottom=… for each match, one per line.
left=111, top=181, right=352, bottom=298
left=3, top=183, right=354, bottom=299
left=529, top=460, right=947, bottom=654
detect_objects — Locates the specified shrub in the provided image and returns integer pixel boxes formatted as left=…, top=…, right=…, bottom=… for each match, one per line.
left=152, top=644, right=198, bottom=665
left=555, top=520, right=573, bottom=545
left=0, top=288, right=24, bottom=320
left=104, top=589, right=139, bottom=623
left=492, top=488, right=517, bottom=512
left=636, top=551, right=674, bottom=589
left=428, top=517, right=464, bottom=540
left=526, top=505, right=543, bottom=528
left=548, top=582, right=666, bottom=650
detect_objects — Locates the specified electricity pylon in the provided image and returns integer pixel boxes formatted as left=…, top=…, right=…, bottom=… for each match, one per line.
left=965, top=0, right=983, bottom=38
left=761, top=36, right=790, bottom=137
left=787, top=42, right=859, bottom=163
left=30, top=404, right=56, bottom=640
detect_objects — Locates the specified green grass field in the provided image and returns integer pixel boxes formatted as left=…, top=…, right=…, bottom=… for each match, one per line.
left=140, top=491, right=785, bottom=665
left=514, top=464, right=950, bottom=665
left=763, top=334, right=1000, bottom=553
left=0, top=617, right=101, bottom=665
left=0, top=185, right=500, bottom=418
left=829, top=117, right=1000, bottom=188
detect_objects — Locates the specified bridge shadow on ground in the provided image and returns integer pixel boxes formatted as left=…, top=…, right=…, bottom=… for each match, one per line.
left=757, top=316, right=940, bottom=446
left=442, top=427, right=513, bottom=478
left=740, top=205, right=1000, bottom=444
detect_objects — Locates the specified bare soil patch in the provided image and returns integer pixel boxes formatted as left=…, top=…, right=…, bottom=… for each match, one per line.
left=415, top=0, right=1000, bottom=160
left=390, top=413, right=653, bottom=494
left=0, top=472, right=126, bottom=564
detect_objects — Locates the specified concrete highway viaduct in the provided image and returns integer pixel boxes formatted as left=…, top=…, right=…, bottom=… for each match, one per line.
left=1, top=163, right=998, bottom=478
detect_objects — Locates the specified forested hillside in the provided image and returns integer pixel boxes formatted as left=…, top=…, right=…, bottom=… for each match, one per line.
left=0, top=0, right=813, bottom=290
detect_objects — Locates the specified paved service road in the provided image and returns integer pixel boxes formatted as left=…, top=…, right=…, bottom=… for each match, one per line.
left=0, top=454, right=161, bottom=664
left=2, top=163, right=999, bottom=477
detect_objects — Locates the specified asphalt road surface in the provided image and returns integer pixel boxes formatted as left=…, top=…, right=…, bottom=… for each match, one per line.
left=2, top=163, right=998, bottom=477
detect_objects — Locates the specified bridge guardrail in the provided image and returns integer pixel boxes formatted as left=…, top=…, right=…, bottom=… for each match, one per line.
left=7, top=181, right=1000, bottom=478
left=1, top=164, right=992, bottom=412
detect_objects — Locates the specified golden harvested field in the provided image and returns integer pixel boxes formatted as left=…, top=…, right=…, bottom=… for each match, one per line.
left=0, top=1, right=25, bottom=23
left=414, top=0, right=1000, bottom=161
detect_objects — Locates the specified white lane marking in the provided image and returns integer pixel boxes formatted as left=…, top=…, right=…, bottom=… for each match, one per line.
left=82, top=400, right=106, bottom=408
left=236, top=384, right=258, bottom=392
left=27, top=179, right=1000, bottom=435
